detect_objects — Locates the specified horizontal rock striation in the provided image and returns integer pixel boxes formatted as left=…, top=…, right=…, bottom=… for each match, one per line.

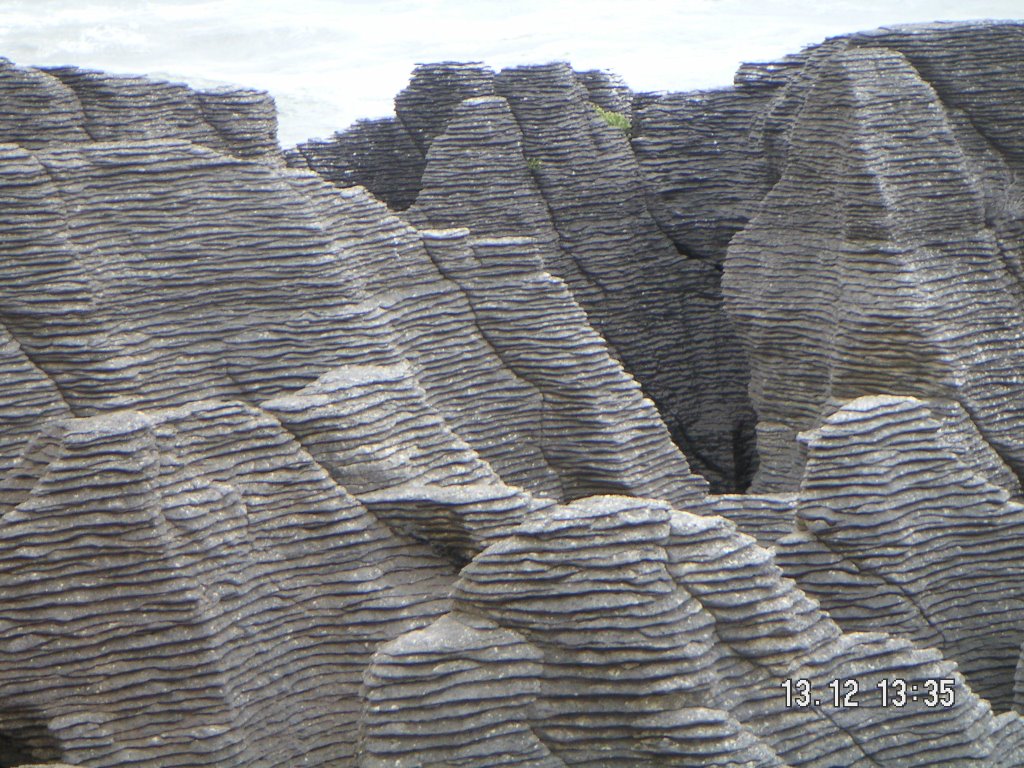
left=0, top=404, right=452, bottom=767
left=631, top=86, right=774, bottom=264
left=288, top=62, right=495, bottom=210
left=363, top=496, right=1024, bottom=766
left=261, top=363, right=547, bottom=560
left=0, top=57, right=715, bottom=766
left=420, top=231, right=707, bottom=508
left=776, top=395, right=1024, bottom=712
left=469, top=63, right=755, bottom=494
left=297, top=61, right=759, bottom=493
left=0, top=65, right=706, bottom=509
left=287, top=116, right=424, bottom=209
left=0, top=328, right=71, bottom=476
left=2, top=20, right=1024, bottom=768
left=0, top=59, right=280, bottom=162
left=717, top=21, right=1024, bottom=490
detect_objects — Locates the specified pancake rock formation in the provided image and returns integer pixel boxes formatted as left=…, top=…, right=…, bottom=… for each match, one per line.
left=2, top=19, right=1024, bottom=768
left=719, top=23, right=1024, bottom=492
left=294, top=62, right=758, bottom=494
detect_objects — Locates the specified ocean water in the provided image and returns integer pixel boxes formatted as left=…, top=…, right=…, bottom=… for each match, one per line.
left=0, top=0, right=1020, bottom=146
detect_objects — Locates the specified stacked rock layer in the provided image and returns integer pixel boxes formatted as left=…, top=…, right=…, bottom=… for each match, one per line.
left=1, top=19, right=1024, bottom=768
left=718, top=23, right=1024, bottom=491
left=295, top=62, right=758, bottom=493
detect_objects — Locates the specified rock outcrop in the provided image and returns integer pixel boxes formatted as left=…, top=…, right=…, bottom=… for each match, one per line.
left=362, top=497, right=1024, bottom=767
left=0, top=59, right=280, bottom=161
left=0, top=104, right=704, bottom=510
left=719, top=22, right=1024, bottom=491
left=777, top=395, right=1024, bottom=712
left=0, top=404, right=452, bottom=767
left=0, top=56, right=705, bottom=767
left=2, top=19, right=1024, bottom=768
left=295, top=22, right=1024, bottom=497
left=298, top=62, right=759, bottom=493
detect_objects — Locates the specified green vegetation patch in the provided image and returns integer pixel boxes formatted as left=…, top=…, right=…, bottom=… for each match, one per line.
left=592, top=104, right=632, bottom=135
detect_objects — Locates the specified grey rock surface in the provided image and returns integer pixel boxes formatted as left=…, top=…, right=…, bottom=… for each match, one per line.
left=0, top=404, right=453, bottom=766
left=300, top=61, right=759, bottom=493
left=0, top=113, right=704, bottom=509
left=363, top=496, right=1021, bottom=767
left=777, top=395, right=1024, bottom=712
left=1, top=20, right=1024, bottom=768
left=0, top=56, right=707, bottom=767
left=721, top=21, right=1024, bottom=491
left=632, top=86, right=773, bottom=264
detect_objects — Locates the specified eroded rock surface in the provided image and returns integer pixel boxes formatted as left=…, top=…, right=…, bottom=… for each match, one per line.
left=719, top=22, right=1024, bottom=491
left=777, top=395, right=1024, bottom=712
left=0, top=404, right=452, bottom=766
left=299, top=61, right=759, bottom=493
left=0, top=57, right=707, bottom=767
left=1, top=20, right=1024, bottom=768
left=363, top=497, right=1023, bottom=767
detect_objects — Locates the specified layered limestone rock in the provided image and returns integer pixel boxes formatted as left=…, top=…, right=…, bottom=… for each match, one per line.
left=0, top=75, right=705, bottom=509
left=0, top=59, right=280, bottom=161
left=0, top=329, right=71, bottom=475
left=0, top=57, right=711, bottom=766
left=288, top=117, right=423, bottom=209
left=719, top=21, right=1024, bottom=490
left=362, top=496, right=1022, bottom=767
left=0, top=405, right=452, bottom=767
left=298, top=61, right=759, bottom=493
left=777, top=395, right=1024, bottom=712
left=419, top=231, right=707, bottom=508
left=289, top=62, right=495, bottom=210
left=631, top=86, right=774, bottom=264
left=3, top=20, right=1024, bottom=768
left=260, top=363, right=547, bottom=560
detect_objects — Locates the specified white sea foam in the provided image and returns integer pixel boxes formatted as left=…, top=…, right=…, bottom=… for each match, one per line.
left=0, top=0, right=1019, bottom=146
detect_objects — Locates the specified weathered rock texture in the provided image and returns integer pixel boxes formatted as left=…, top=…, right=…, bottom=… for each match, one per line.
left=0, top=404, right=452, bottom=766
left=294, top=21, right=1024, bottom=498
left=297, top=62, right=759, bottom=493
left=2, top=19, right=1024, bottom=768
left=0, top=58, right=709, bottom=767
left=0, top=59, right=280, bottom=161
left=362, top=497, right=1024, bottom=767
left=0, top=96, right=704, bottom=512
left=716, top=22, right=1024, bottom=491
left=777, top=396, right=1024, bottom=712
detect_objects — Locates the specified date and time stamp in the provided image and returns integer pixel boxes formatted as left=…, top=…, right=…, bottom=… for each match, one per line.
left=782, top=677, right=956, bottom=709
